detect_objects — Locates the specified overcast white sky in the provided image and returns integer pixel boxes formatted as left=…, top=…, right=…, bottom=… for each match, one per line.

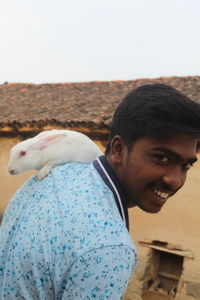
left=0, top=0, right=200, bottom=84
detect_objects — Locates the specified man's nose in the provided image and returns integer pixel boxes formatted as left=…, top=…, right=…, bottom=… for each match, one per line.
left=162, top=167, right=186, bottom=191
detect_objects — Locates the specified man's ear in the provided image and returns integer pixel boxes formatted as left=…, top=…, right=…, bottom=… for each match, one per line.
left=109, top=135, right=126, bottom=164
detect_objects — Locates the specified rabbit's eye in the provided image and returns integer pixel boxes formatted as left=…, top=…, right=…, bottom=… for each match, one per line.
left=20, top=151, right=26, bottom=157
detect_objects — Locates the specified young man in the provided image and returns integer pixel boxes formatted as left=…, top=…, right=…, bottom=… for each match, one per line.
left=105, top=83, right=200, bottom=213
left=0, top=84, right=200, bottom=299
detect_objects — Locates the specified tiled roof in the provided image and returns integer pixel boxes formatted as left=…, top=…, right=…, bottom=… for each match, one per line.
left=0, top=76, right=200, bottom=133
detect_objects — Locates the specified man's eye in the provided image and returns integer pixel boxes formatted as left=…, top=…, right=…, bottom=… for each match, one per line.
left=154, top=155, right=169, bottom=163
left=160, top=156, right=169, bottom=162
left=183, top=162, right=193, bottom=170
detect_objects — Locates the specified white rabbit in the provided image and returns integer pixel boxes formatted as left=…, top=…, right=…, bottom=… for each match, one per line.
left=8, top=129, right=103, bottom=179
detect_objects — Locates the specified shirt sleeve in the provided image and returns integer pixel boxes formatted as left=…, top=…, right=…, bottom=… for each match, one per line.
left=60, top=245, right=137, bottom=300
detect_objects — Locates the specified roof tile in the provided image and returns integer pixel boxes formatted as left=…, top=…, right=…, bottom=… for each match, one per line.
left=0, top=77, right=200, bottom=131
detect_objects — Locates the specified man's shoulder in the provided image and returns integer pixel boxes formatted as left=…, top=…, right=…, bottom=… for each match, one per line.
left=2, top=162, right=99, bottom=219
left=50, top=161, right=103, bottom=188
left=21, top=161, right=97, bottom=191
left=5, top=161, right=107, bottom=218
left=52, top=161, right=92, bottom=177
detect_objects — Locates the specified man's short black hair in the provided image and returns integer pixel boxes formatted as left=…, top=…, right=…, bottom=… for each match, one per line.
left=106, top=83, right=200, bottom=153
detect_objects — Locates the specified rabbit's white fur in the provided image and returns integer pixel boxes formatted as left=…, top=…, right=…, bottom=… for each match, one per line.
left=8, top=129, right=103, bottom=179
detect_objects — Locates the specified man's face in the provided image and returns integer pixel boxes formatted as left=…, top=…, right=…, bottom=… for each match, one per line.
left=108, top=134, right=198, bottom=213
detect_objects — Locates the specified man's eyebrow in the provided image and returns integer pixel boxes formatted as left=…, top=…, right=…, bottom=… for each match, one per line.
left=151, top=146, right=198, bottom=164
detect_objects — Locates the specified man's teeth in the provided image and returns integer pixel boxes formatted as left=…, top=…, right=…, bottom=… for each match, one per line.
left=154, top=189, right=169, bottom=199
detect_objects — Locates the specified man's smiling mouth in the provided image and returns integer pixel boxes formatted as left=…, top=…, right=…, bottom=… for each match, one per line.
left=153, top=189, right=169, bottom=199
left=149, top=187, right=172, bottom=200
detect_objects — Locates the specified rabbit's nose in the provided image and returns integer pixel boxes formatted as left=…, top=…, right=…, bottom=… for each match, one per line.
left=8, top=168, right=15, bottom=175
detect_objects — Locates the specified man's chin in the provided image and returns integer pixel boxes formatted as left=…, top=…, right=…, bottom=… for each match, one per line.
left=127, top=196, right=166, bottom=213
left=137, top=202, right=164, bottom=213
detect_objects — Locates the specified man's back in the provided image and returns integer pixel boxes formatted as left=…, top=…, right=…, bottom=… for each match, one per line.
left=0, top=162, right=137, bottom=299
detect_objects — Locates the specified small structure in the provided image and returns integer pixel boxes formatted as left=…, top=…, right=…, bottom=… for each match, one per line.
left=1, top=76, right=200, bottom=299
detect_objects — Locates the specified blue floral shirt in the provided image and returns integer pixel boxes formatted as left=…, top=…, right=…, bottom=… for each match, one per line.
left=0, top=157, right=137, bottom=299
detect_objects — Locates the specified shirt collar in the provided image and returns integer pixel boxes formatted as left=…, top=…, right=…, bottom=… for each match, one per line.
left=93, top=155, right=129, bottom=231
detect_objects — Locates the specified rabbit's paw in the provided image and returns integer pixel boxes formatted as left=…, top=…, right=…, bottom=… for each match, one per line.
left=37, top=166, right=51, bottom=179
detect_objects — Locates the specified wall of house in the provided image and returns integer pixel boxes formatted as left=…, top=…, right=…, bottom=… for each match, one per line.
left=1, top=136, right=200, bottom=299
left=0, top=137, right=35, bottom=216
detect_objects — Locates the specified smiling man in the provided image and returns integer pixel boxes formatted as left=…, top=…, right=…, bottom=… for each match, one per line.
left=105, top=84, right=200, bottom=213
left=1, top=84, right=200, bottom=300
left=106, top=134, right=198, bottom=213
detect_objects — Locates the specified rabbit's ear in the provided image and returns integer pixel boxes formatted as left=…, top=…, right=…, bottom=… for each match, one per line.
left=33, top=133, right=67, bottom=150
